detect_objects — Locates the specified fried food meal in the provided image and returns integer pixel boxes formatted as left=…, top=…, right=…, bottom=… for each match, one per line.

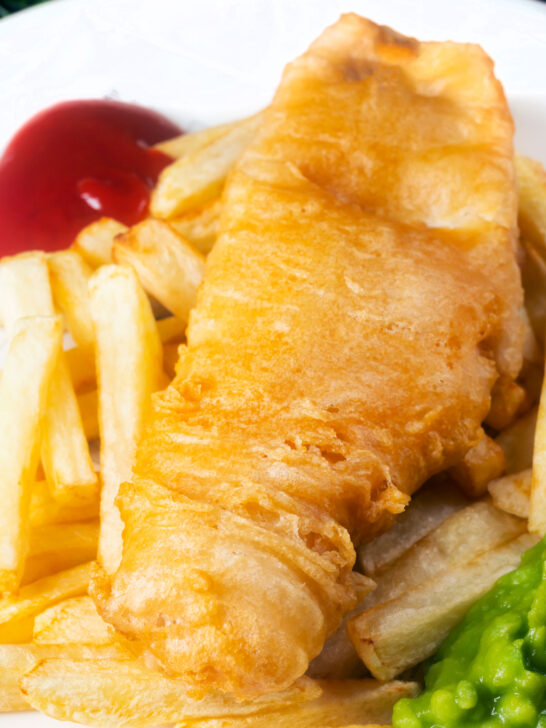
left=2, top=10, right=546, bottom=728
left=90, top=15, right=524, bottom=698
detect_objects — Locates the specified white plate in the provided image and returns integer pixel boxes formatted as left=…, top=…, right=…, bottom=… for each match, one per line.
left=1, top=0, right=546, bottom=725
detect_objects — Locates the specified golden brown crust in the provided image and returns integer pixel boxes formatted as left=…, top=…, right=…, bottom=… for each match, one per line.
left=93, top=14, right=523, bottom=698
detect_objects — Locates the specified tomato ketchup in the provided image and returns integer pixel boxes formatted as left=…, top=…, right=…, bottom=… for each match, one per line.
left=0, top=99, right=183, bottom=256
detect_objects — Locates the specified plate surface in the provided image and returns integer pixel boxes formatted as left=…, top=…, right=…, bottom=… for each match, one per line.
left=1, top=0, right=546, bottom=725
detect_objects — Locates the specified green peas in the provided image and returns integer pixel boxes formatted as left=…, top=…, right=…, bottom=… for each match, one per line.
left=497, top=693, right=538, bottom=726
left=454, top=680, right=477, bottom=710
left=514, top=669, right=544, bottom=700
left=430, top=688, right=462, bottom=724
left=392, top=700, right=422, bottom=728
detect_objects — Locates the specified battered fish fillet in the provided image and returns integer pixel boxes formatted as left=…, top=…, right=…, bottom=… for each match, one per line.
left=92, top=14, right=523, bottom=699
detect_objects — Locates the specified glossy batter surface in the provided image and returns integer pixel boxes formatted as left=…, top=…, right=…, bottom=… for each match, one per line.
left=93, top=15, right=523, bottom=699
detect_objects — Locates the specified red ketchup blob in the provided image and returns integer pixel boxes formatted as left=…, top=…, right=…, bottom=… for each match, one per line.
left=0, top=99, right=183, bottom=256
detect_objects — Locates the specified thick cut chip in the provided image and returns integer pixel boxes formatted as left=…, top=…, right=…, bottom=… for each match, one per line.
left=151, top=114, right=261, bottom=218
left=21, top=658, right=321, bottom=728
left=358, top=480, right=468, bottom=577
left=359, top=500, right=526, bottom=612
left=0, top=562, right=93, bottom=638
left=169, top=197, right=223, bottom=255
left=40, top=353, right=98, bottom=502
left=113, top=219, right=205, bottom=325
left=488, top=469, right=531, bottom=519
left=154, top=115, right=261, bottom=160
left=0, top=316, right=62, bottom=592
left=89, top=265, right=164, bottom=574
left=48, top=249, right=95, bottom=347
left=33, top=595, right=114, bottom=646
left=0, top=251, right=97, bottom=503
left=0, top=642, right=127, bottom=713
left=0, top=252, right=54, bottom=332
left=72, top=217, right=127, bottom=268
left=173, top=681, right=418, bottom=728
left=347, top=533, right=538, bottom=680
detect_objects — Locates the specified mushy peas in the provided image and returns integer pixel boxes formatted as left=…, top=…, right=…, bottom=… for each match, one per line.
left=393, top=537, right=546, bottom=728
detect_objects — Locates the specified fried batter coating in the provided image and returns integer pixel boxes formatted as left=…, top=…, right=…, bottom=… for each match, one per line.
left=92, top=15, right=523, bottom=698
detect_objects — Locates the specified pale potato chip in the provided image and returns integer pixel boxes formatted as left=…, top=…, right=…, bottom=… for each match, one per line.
left=0, top=316, right=62, bottom=592
left=173, top=681, right=417, bottom=728
left=33, top=595, right=115, bottom=646
left=0, top=642, right=127, bottom=713
left=89, top=265, right=164, bottom=574
left=72, top=217, right=127, bottom=268
left=21, top=658, right=321, bottom=728
left=169, top=197, right=223, bottom=255
left=113, top=218, right=205, bottom=325
left=488, top=469, right=531, bottom=519
left=40, top=353, right=98, bottom=503
left=48, top=249, right=95, bottom=348
left=151, top=114, right=261, bottom=218
left=360, top=500, right=526, bottom=612
left=358, top=480, right=468, bottom=577
left=0, top=252, right=54, bottom=332
left=0, top=562, right=93, bottom=636
left=154, top=115, right=261, bottom=159
left=348, top=533, right=538, bottom=681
